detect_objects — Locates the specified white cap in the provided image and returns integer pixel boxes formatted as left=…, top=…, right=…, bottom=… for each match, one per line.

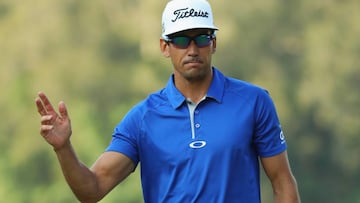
left=161, top=0, right=218, bottom=38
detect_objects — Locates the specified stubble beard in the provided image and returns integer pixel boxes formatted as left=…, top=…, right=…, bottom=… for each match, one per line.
left=181, top=65, right=211, bottom=83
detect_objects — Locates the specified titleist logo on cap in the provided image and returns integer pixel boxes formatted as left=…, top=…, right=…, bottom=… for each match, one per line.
left=171, top=7, right=209, bottom=22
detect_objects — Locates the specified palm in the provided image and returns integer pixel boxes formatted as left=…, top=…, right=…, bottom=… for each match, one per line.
left=43, top=114, right=71, bottom=148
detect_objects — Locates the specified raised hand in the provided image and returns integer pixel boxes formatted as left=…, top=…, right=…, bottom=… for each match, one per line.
left=35, top=92, right=72, bottom=151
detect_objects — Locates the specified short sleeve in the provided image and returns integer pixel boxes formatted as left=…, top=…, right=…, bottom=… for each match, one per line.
left=253, top=89, right=287, bottom=157
left=105, top=106, right=142, bottom=166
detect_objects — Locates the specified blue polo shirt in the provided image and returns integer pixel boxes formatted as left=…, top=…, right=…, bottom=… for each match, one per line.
left=106, top=67, right=287, bottom=203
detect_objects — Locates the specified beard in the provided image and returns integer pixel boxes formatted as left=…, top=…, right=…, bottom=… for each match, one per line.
left=181, top=66, right=209, bottom=82
left=179, top=56, right=212, bottom=82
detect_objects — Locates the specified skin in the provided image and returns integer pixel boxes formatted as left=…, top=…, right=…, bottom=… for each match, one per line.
left=35, top=28, right=300, bottom=203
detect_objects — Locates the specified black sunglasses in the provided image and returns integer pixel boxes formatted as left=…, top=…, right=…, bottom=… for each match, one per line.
left=166, top=34, right=215, bottom=49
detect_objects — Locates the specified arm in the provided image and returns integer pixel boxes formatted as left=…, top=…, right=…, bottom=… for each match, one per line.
left=55, top=145, right=134, bottom=202
left=35, top=92, right=135, bottom=202
left=260, top=151, right=301, bottom=203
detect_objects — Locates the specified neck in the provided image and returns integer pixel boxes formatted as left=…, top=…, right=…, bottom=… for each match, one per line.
left=174, top=69, right=213, bottom=104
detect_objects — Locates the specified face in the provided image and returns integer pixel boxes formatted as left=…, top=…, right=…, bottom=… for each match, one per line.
left=160, top=29, right=217, bottom=83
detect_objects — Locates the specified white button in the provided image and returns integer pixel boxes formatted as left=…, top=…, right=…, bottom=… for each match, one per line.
left=195, top=123, right=200, bottom=128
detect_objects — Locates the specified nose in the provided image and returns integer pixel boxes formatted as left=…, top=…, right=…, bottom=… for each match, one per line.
left=187, top=40, right=199, bottom=56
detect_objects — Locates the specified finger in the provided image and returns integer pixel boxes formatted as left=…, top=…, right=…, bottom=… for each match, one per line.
left=40, top=125, right=54, bottom=137
left=41, top=115, right=53, bottom=125
left=35, top=97, right=47, bottom=116
left=58, top=101, right=69, bottom=119
left=38, top=92, right=57, bottom=115
left=40, top=125, right=54, bottom=131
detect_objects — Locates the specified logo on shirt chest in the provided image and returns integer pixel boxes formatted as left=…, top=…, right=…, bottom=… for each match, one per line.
left=189, top=140, right=207, bottom=149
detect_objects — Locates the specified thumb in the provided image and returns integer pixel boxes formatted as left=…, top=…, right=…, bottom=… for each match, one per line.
left=58, top=101, right=69, bottom=119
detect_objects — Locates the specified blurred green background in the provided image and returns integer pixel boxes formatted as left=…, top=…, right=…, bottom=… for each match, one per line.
left=1, top=0, right=359, bottom=202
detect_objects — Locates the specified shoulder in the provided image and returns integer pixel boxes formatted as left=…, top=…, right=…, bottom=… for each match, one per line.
left=224, top=76, right=270, bottom=101
left=114, top=88, right=170, bottom=132
left=141, top=88, right=170, bottom=110
left=125, top=88, right=170, bottom=117
left=211, top=67, right=271, bottom=103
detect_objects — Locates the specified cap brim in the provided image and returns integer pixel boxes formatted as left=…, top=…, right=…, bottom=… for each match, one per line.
left=163, top=25, right=219, bottom=37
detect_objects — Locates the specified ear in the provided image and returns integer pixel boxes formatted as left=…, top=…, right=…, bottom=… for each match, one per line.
left=211, top=38, right=217, bottom=54
left=160, top=38, right=170, bottom=58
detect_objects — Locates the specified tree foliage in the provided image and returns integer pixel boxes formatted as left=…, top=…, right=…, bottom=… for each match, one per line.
left=0, top=0, right=359, bottom=202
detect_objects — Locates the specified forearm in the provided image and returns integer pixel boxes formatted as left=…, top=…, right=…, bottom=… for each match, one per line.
left=54, top=142, right=100, bottom=202
left=273, top=176, right=301, bottom=203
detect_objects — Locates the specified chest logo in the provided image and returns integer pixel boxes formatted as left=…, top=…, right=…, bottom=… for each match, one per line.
left=189, top=140, right=207, bottom=149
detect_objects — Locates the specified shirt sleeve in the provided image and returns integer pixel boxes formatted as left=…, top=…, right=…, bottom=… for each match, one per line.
left=105, top=106, right=141, bottom=167
left=253, top=89, right=287, bottom=157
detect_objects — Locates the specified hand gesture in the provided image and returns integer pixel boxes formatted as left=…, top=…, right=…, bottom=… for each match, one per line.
left=35, top=92, right=72, bottom=151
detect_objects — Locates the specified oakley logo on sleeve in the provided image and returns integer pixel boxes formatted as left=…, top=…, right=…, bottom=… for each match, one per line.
left=280, top=131, right=286, bottom=144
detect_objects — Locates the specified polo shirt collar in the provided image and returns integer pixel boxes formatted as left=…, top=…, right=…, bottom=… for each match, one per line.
left=165, top=67, right=225, bottom=109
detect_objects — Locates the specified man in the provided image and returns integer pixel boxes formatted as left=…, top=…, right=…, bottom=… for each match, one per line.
left=35, top=0, right=300, bottom=202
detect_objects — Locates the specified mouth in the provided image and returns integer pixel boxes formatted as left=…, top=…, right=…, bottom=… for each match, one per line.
left=184, top=58, right=203, bottom=65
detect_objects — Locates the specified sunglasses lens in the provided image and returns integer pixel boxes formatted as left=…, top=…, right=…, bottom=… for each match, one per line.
left=194, top=35, right=211, bottom=47
left=169, top=34, right=213, bottom=49
left=171, top=37, right=191, bottom=48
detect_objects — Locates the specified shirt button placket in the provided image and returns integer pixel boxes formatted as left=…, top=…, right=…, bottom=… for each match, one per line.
left=194, top=109, right=200, bottom=134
